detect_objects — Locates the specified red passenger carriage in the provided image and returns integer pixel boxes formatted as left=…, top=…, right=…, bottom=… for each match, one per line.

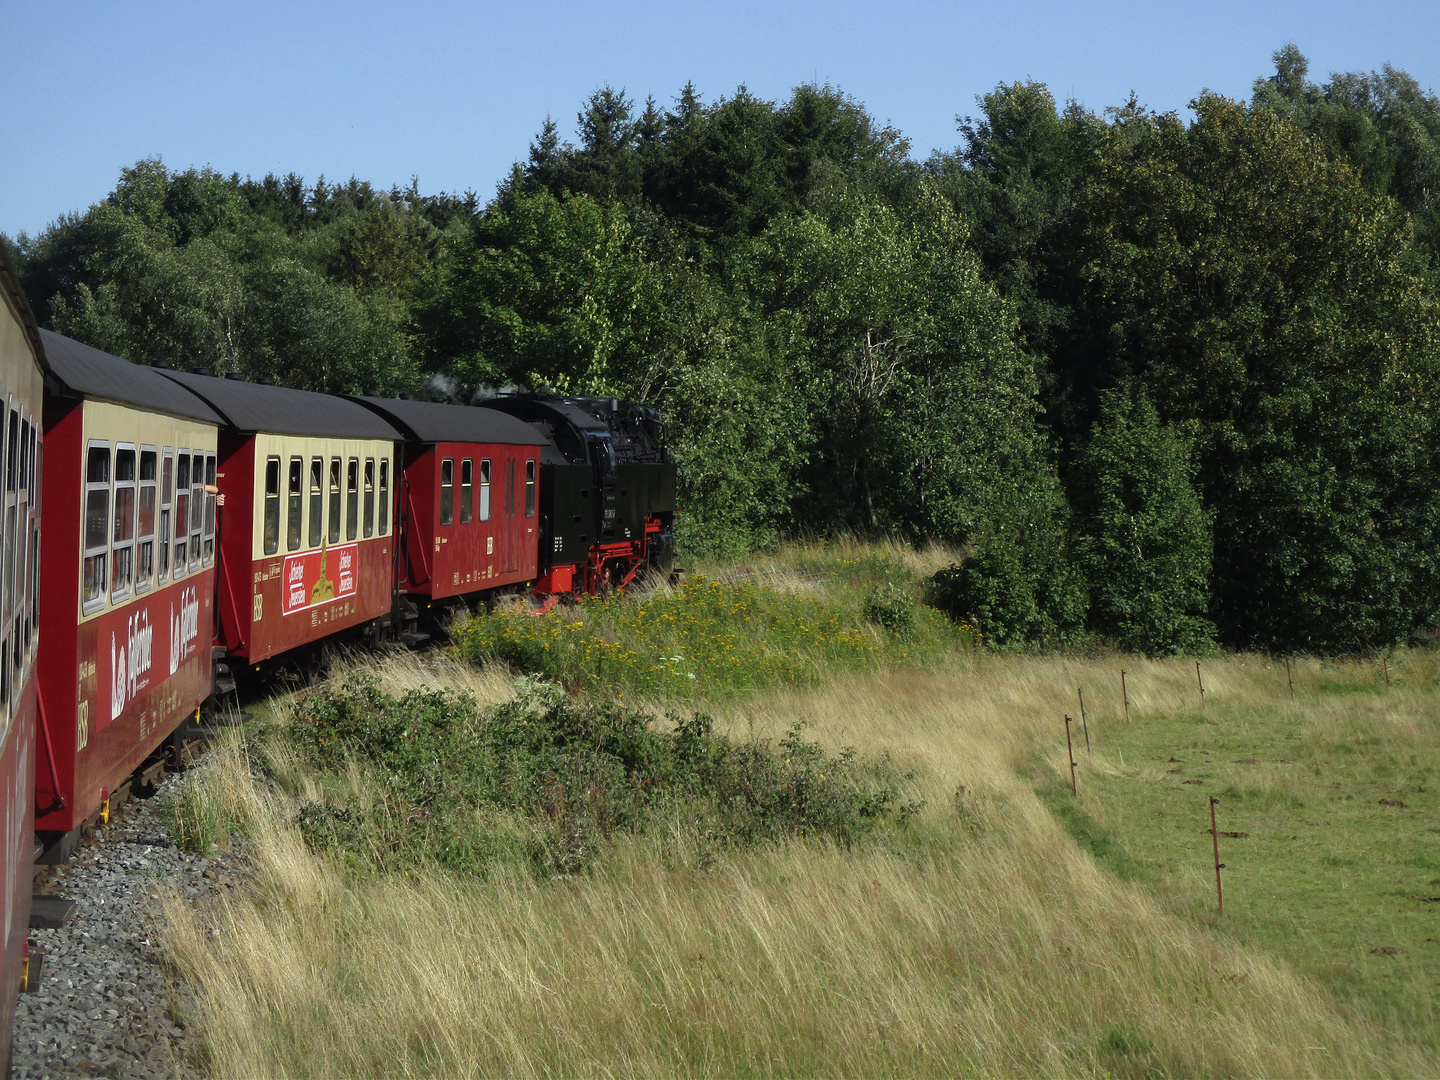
left=37, top=332, right=222, bottom=857
left=348, top=397, right=547, bottom=602
left=158, top=372, right=401, bottom=666
left=0, top=244, right=47, bottom=1059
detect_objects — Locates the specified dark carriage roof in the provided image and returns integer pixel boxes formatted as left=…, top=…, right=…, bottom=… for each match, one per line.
left=0, top=241, right=46, bottom=369
left=484, top=395, right=610, bottom=433
left=347, top=396, right=548, bottom=447
left=39, top=331, right=224, bottom=424
left=159, top=370, right=401, bottom=440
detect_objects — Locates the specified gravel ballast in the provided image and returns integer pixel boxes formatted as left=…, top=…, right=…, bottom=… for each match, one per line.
left=13, top=788, right=234, bottom=1080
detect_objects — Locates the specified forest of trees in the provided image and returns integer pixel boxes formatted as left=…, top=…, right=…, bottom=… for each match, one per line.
left=10, top=45, right=1440, bottom=654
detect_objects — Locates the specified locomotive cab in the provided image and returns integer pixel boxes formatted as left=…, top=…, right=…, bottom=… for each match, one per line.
left=482, top=394, right=676, bottom=594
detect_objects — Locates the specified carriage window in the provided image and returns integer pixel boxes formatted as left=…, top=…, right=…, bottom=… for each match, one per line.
left=0, top=410, right=7, bottom=699
left=346, top=458, right=359, bottom=541
left=136, top=448, right=157, bottom=591
left=2, top=409, right=10, bottom=697
left=82, top=444, right=110, bottom=609
left=189, top=454, right=204, bottom=569
left=328, top=457, right=341, bottom=543
left=26, top=518, right=36, bottom=649
left=262, top=456, right=280, bottom=555
left=17, top=419, right=30, bottom=637
left=308, top=457, right=323, bottom=547
left=29, top=426, right=38, bottom=514
left=479, top=458, right=491, bottom=522
left=459, top=459, right=473, bottom=524
left=158, top=450, right=173, bottom=581
left=4, top=409, right=16, bottom=631
left=525, top=459, right=536, bottom=518
left=203, top=454, right=216, bottom=563
left=363, top=458, right=375, bottom=538
left=0, top=409, right=7, bottom=640
left=174, top=454, right=190, bottom=576
left=439, top=458, right=454, bottom=526
left=5, top=409, right=16, bottom=493
left=378, top=459, right=390, bottom=535
left=286, top=457, right=303, bottom=551
left=28, top=431, right=39, bottom=650
left=111, top=445, right=136, bottom=600
left=11, top=418, right=22, bottom=660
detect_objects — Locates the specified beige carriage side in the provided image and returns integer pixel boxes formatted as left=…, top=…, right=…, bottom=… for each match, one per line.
left=0, top=292, right=45, bottom=431
left=250, top=432, right=395, bottom=561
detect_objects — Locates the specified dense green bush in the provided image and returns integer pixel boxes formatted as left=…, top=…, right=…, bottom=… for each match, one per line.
left=862, top=581, right=916, bottom=639
left=288, top=676, right=918, bottom=876
left=1071, top=393, right=1215, bottom=655
left=927, top=530, right=1087, bottom=651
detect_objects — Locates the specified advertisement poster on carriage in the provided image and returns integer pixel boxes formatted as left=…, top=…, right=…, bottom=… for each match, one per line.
left=90, top=583, right=210, bottom=740
left=281, top=541, right=358, bottom=616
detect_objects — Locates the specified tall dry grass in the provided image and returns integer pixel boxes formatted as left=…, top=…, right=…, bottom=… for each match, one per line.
left=160, top=650, right=1435, bottom=1078
left=687, top=534, right=966, bottom=585
left=324, top=649, right=518, bottom=706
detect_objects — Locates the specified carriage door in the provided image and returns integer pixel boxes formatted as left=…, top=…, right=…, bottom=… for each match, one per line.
left=503, top=455, right=519, bottom=574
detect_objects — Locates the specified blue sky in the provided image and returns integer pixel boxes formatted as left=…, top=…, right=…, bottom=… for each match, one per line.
left=3, top=1, right=1437, bottom=238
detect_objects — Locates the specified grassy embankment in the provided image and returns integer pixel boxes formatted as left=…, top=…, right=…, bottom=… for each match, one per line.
left=446, top=544, right=970, bottom=700
left=161, top=540, right=1439, bottom=1078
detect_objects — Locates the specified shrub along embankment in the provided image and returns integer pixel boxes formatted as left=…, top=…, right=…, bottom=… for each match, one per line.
left=284, top=675, right=919, bottom=877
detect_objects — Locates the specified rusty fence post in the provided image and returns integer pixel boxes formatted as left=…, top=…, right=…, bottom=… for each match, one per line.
left=1210, top=796, right=1224, bottom=914
left=1196, top=661, right=1205, bottom=706
left=1121, top=670, right=1129, bottom=723
left=1064, top=715, right=1077, bottom=795
left=1285, top=657, right=1294, bottom=700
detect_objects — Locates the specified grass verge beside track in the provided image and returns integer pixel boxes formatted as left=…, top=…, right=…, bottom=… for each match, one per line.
left=450, top=540, right=973, bottom=700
